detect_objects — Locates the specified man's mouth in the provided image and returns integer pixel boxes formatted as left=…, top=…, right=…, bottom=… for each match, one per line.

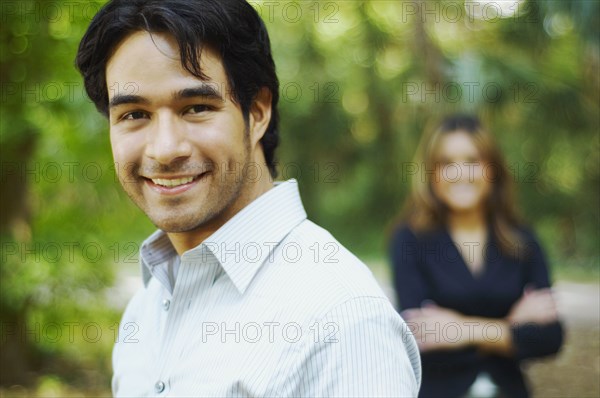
left=151, top=176, right=196, bottom=188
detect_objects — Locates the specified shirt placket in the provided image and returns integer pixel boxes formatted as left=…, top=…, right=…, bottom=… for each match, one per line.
left=152, top=247, right=220, bottom=395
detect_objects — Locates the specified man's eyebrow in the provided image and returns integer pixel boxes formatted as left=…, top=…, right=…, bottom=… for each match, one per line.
left=108, top=85, right=224, bottom=109
left=109, top=94, right=150, bottom=109
left=176, top=84, right=224, bottom=101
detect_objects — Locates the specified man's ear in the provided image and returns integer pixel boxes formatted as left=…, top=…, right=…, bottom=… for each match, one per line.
left=248, top=87, right=272, bottom=147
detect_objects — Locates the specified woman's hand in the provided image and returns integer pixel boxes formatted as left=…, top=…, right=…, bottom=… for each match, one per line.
left=507, top=287, right=559, bottom=325
left=402, top=303, right=472, bottom=352
left=402, top=302, right=514, bottom=355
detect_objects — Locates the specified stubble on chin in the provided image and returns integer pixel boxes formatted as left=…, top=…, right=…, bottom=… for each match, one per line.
left=143, top=164, right=250, bottom=234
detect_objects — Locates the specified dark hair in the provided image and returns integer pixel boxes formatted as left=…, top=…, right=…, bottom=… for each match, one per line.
left=398, top=114, right=523, bottom=258
left=76, top=0, right=280, bottom=177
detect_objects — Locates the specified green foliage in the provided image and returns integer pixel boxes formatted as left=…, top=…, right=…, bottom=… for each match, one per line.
left=266, top=0, right=599, bottom=265
left=0, top=0, right=151, bottom=388
left=0, top=0, right=597, bottom=388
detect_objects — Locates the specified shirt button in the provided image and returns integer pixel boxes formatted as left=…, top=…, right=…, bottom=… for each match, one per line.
left=162, top=299, right=170, bottom=311
left=155, top=380, right=165, bottom=393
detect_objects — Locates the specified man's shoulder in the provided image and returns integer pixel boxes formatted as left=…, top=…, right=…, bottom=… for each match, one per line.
left=257, top=219, right=390, bottom=316
left=281, top=219, right=377, bottom=282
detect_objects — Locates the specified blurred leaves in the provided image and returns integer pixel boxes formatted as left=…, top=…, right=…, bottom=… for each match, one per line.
left=267, top=0, right=599, bottom=263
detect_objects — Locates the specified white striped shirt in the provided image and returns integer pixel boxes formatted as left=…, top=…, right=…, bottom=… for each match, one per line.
left=112, top=179, right=421, bottom=397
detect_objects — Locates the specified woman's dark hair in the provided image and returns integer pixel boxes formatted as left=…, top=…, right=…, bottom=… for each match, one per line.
left=399, top=114, right=523, bottom=258
left=76, top=0, right=280, bottom=177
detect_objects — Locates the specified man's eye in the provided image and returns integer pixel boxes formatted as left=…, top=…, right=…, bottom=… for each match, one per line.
left=185, top=105, right=211, bottom=115
left=122, top=111, right=148, bottom=120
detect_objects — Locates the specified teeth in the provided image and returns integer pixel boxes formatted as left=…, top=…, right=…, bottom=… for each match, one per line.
left=152, top=176, right=195, bottom=187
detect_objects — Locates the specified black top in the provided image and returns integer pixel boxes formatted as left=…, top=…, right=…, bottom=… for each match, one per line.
left=390, top=225, right=564, bottom=398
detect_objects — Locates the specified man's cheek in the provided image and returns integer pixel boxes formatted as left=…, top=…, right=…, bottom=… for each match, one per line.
left=123, top=162, right=139, bottom=184
left=112, top=160, right=138, bottom=185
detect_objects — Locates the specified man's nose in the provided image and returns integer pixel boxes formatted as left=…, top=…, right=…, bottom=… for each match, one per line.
left=145, top=114, right=193, bottom=165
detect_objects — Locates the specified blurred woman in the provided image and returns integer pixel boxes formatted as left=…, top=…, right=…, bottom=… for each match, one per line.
left=390, top=114, right=563, bottom=398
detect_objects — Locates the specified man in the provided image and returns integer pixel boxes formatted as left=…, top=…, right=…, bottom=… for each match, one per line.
left=76, top=0, right=420, bottom=396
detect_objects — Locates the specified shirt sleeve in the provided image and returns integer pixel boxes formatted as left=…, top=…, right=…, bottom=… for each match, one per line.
left=390, top=226, right=430, bottom=310
left=511, top=230, right=564, bottom=361
left=289, top=296, right=421, bottom=397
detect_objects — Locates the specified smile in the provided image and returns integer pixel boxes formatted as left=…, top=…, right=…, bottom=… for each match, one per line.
left=151, top=176, right=195, bottom=187
left=144, top=173, right=208, bottom=195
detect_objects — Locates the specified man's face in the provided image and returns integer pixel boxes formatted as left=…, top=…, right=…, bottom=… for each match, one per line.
left=106, top=31, right=261, bottom=234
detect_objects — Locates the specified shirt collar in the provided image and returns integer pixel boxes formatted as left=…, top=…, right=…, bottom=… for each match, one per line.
left=139, top=179, right=307, bottom=293
left=139, top=229, right=177, bottom=289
